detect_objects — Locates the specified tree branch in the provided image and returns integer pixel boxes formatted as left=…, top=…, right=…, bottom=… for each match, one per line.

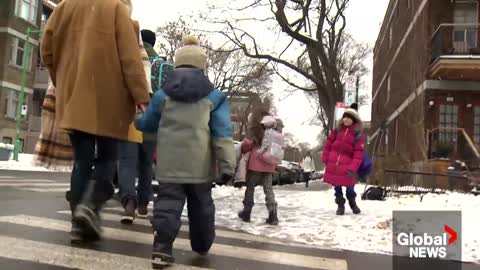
left=222, top=22, right=326, bottom=87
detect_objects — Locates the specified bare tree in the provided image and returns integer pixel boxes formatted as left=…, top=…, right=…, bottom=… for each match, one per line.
left=297, top=142, right=311, bottom=158
left=156, top=18, right=276, bottom=139
left=157, top=18, right=273, bottom=95
left=205, top=0, right=370, bottom=134
left=283, top=132, right=297, bottom=147
left=307, top=75, right=370, bottom=128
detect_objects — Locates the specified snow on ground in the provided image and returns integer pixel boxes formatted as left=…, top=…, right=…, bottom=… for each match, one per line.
left=0, top=154, right=50, bottom=172
left=212, top=183, right=480, bottom=263
left=1, top=154, right=478, bottom=263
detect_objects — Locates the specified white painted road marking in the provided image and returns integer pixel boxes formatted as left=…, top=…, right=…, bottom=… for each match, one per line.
left=0, top=215, right=348, bottom=270
left=0, top=179, right=54, bottom=182
left=57, top=210, right=316, bottom=249
left=21, top=187, right=69, bottom=192
left=0, top=183, right=69, bottom=187
left=0, top=234, right=212, bottom=270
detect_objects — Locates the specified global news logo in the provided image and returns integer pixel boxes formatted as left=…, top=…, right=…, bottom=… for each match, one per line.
left=396, top=225, right=458, bottom=259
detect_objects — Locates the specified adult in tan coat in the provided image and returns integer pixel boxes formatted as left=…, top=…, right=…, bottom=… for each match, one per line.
left=41, top=0, right=150, bottom=244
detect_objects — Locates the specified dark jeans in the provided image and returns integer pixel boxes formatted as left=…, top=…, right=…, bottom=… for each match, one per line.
left=334, top=186, right=356, bottom=199
left=66, top=131, right=118, bottom=211
left=303, top=171, right=312, bottom=187
left=151, top=183, right=215, bottom=254
left=117, top=140, right=155, bottom=207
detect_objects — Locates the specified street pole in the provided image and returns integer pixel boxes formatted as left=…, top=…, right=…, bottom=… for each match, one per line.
left=13, top=27, right=40, bottom=161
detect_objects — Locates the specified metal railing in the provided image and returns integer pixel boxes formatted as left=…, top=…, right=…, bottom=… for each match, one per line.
left=384, top=168, right=473, bottom=194
left=431, top=23, right=480, bottom=61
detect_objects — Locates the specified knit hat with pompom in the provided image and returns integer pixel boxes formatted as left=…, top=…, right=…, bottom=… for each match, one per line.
left=174, top=35, right=207, bottom=70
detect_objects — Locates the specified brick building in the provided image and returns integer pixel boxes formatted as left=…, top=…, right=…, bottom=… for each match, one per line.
left=371, top=0, right=480, bottom=172
left=0, top=0, right=56, bottom=154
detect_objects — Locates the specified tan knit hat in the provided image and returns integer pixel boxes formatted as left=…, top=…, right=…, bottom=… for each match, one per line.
left=174, top=35, right=207, bottom=70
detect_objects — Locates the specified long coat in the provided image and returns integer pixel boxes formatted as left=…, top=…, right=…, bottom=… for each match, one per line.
left=41, top=0, right=150, bottom=140
left=322, top=124, right=365, bottom=187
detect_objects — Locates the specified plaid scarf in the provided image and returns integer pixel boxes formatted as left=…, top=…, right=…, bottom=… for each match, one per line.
left=33, top=82, right=74, bottom=171
left=139, top=29, right=152, bottom=94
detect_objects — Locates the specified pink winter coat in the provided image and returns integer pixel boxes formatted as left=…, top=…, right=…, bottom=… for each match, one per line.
left=322, top=124, right=365, bottom=187
left=241, top=139, right=276, bottom=173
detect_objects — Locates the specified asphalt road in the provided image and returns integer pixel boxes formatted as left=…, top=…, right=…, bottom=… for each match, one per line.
left=0, top=169, right=478, bottom=270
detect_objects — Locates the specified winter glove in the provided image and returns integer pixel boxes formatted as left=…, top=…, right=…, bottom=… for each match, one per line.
left=233, top=181, right=246, bottom=188
left=218, top=174, right=233, bottom=186
left=135, top=109, right=144, bottom=121
left=347, top=170, right=358, bottom=180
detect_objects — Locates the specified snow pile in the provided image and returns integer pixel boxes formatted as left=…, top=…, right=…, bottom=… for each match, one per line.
left=0, top=143, right=14, bottom=150
left=212, top=184, right=480, bottom=263
left=0, top=154, right=50, bottom=171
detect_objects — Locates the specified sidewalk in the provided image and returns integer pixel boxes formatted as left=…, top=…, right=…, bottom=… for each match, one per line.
left=212, top=184, right=480, bottom=264
left=0, top=154, right=52, bottom=172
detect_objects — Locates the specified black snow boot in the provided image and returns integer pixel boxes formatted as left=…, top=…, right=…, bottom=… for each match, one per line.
left=347, top=196, right=361, bottom=214
left=234, top=181, right=246, bottom=188
left=238, top=208, right=252, bottom=222
left=70, top=200, right=101, bottom=244
left=152, top=234, right=174, bottom=268
left=73, top=180, right=103, bottom=241
left=68, top=192, right=86, bottom=244
left=266, top=207, right=279, bottom=225
left=335, top=197, right=346, bottom=215
left=70, top=219, right=83, bottom=244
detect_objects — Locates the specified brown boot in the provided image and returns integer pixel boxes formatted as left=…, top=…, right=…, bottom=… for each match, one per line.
left=335, top=198, right=346, bottom=215
left=238, top=208, right=252, bottom=222
left=121, top=200, right=136, bottom=224
left=137, top=204, right=149, bottom=219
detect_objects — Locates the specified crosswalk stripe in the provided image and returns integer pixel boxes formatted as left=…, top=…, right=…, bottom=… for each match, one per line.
left=0, top=215, right=348, bottom=270
left=0, top=234, right=212, bottom=270
left=0, top=179, right=54, bottom=183
left=21, top=187, right=69, bottom=192
left=0, top=183, right=69, bottom=187
left=57, top=210, right=313, bottom=249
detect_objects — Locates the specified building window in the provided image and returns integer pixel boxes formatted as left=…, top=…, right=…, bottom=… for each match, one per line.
left=474, top=107, right=480, bottom=144
left=439, top=104, right=458, bottom=142
left=2, top=137, right=13, bottom=144
left=15, top=0, right=38, bottom=23
left=10, top=37, right=32, bottom=69
left=453, top=2, right=478, bottom=53
left=4, top=90, right=19, bottom=119
left=18, top=138, right=24, bottom=153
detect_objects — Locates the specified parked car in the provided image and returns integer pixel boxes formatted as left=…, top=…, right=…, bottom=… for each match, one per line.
left=289, top=162, right=302, bottom=183
left=311, top=170, right=324, bottom=180
left=272, top=161, right=299, bottom=185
